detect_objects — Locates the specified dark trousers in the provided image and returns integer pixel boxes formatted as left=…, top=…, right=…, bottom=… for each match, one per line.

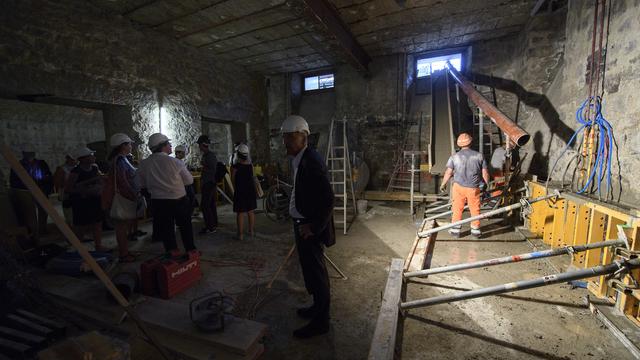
left=200, top=182, right=218, bottom=230
left=294, top=222, right=330, bottom=323
left=151, top=197, right=195, bottom=252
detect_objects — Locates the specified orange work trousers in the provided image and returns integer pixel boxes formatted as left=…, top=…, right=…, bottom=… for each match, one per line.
left=451, top=183, right=482, bottom=229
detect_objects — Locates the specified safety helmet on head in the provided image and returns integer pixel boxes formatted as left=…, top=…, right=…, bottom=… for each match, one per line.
left=236, top=144, right=249, bottom=155
left=72, top=146, right=95, bottom=159
left=148, top=133, right=170, bottom=150
left=175, top=145, right=186, bottom=153
left=280, top=115, right=310, bottom=135
left=457, top=133, right=473, bottom=148
left=110, top=133, right=133, bottom=148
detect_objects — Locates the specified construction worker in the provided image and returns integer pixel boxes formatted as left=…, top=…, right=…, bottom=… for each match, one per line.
left=489, top=142, right=520, bottom=197
left=440, top=133, right=489, bottom=238
left=138, top=133, right=196, bottom=253
left=197, top=135, right=218, bottom=234
left=281, top=115, right=335, bottom=338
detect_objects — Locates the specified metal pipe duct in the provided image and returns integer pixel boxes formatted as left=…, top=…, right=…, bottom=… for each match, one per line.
left=445, top=62, right=531, bottom=147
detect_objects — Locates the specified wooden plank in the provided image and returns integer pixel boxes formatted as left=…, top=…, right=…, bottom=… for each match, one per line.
left=589, top=300, right=640, bottom=359
left=406, top=220, right=438, bottom=272
left=15, top=310, right=65, bottom=333
left=38, top=331, right=129, bottom=360
left=135, top=298, right=267, bottom=356
left=368, top=258, right=404, bottom=360
left=4, top=315, right=53, bottom=339
left=0, top=326, right=46, bottom=348
left=404, top=220, right=427, bottom=272
left=0, top=336, right=31, bottom=358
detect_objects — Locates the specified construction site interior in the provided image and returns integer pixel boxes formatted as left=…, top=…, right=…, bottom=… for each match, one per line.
left=2, top=0, right=640, bottom=359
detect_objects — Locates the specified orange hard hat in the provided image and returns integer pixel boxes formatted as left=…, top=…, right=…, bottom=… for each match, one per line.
left=457, top=133, right=472, bottom=147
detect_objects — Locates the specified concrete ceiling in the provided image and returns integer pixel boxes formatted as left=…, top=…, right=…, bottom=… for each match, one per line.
left=90, top=0, right=538, bottom=74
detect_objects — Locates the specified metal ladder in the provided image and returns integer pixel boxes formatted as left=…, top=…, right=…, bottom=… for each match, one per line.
left=386, top=113, right=425, bottom=192
left=325, top=118, right=357, bottom=235
left=473, top=85, right=503, bottom=158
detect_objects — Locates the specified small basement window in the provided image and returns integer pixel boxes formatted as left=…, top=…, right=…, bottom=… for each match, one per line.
left=416, top=53, right=462, bottom=78
left=304, top=73, right=334, bottom=91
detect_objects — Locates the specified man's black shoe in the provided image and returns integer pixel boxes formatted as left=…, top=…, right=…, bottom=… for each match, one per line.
left=293, top=320, right=329, bottom=339
left=198, top=228, right=217, bottom=235
left=296, top=306, right=316, bottom=319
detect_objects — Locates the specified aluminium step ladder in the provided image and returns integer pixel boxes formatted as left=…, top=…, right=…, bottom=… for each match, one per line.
left=325, top=118, right=357, bottom=235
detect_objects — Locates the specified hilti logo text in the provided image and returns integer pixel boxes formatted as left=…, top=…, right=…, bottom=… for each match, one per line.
left=171, top=261, right=198, bottom=278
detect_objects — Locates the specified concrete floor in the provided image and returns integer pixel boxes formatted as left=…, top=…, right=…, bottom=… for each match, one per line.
left=45, top=199, right=635, bottom=359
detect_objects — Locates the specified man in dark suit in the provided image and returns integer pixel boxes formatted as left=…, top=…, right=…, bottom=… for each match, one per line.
left=281, top=115, right=335, bottom=339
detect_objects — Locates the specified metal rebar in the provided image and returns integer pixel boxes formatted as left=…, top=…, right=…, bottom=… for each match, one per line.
left=400, top=258, right=640, bottom=310
left=404, top=239, right=625, bottom=279
left=417, top=192, right=559, bottom=238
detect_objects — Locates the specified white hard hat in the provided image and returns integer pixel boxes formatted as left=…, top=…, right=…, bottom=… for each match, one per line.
left=72, top=146, right=95, bottom=159
left=175, top=145, right=186, bottom=152
left=148, top=133, right=170, bottom=150
left=280, top=115, right=310, bottom=135
left=110, top=133, right=133, bottom=148
left=236, top=144, right=249, bottom=155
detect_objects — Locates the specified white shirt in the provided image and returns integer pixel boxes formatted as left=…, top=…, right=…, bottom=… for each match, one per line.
left=289, top=146, right=307, bottom=219
left=138, top=152, right=193, bottom=200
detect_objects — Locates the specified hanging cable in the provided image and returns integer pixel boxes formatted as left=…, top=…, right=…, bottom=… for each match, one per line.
left=546, top=0, right=617, bottom=202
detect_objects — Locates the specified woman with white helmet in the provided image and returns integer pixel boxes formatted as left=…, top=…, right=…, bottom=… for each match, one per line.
left=230, top=143, right=257, bottom=240
left=103, top=133, right=139, bottom=263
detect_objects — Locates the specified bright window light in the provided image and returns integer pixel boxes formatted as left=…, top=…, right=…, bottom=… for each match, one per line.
left=416, top=53, right=462, bottom=78
left=304, top=73, right=334, bottom=91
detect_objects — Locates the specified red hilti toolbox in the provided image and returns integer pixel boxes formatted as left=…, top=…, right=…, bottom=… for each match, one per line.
left=140, top=250, right=202, bottom=299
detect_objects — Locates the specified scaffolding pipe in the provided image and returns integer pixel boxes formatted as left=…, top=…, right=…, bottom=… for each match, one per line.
left=404, top=239, right=626, bottom=279
left=401, top=257, right=640, bottom=310
left=424, top=187, right=526, bottom=221
left=424, top=201, right=452, bottom=214
left=445, top=62, right=530, bottom=147
left=417, top=192, right=560, bottom=238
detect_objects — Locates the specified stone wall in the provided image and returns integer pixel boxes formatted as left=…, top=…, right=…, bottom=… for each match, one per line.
left=506, top=0, right=640, bottom=205
left=0, top=99, right=105, bottom=179
left=0, top=0, right=266, bottom=171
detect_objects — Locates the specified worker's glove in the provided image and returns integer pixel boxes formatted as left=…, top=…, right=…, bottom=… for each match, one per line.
left=439, top=183, right=447, bottom=193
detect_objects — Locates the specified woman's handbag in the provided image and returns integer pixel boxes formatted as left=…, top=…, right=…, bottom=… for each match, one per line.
left=110, top=158, right=137, bottom=220
left=253, top=166, right=264, bottom=198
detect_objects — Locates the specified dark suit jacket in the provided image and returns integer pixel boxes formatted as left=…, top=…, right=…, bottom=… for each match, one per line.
left=294, top=148, right=336, bottom=247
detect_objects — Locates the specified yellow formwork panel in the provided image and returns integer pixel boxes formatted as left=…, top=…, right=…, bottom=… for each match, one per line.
left=528, top=183, right=546, bottom=235
left=584, top=210, right=606, bottom=269
left=592, top=216, right=627, bottom=299
left=562, top=202, right=578, bottom=250
left=571, top=205, right=591, bottom=268
left=543, top=206, right=555, bottom=245
left=619, top=226, right=640, bottom=322
left=551, top=199, right=567, bottom=248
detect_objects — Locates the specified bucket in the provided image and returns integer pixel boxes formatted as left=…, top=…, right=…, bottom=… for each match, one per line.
left=356, top=199, right=368, bottom=215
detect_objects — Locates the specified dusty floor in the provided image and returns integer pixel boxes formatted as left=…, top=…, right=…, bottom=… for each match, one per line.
left=41, top=200, right=636, bottom=359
